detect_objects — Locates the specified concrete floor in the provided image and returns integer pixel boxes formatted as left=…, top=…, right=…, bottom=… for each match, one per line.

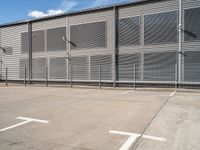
left=0, top=85, right=199, bottom=150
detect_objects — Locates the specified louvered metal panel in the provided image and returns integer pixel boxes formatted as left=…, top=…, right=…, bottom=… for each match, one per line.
left=47, top=27, right=66, bottom=51
left=184, top=51, right=200, bottom=82
left=32, top=30, right=45, bottom=53
left=118, top=16, right=140, bottom=46
left=19, top=58, right=29, bottom=79
left=184, top=7, right=200, bottom=41
left=144, top=52, right=176, bottom=81
left=144, top=11, right=178, bottom=44
left=90, top=55, right=112, bottom=80
left=70, top=21, right=106, bottom=49
left=21, top=32, right=29, bottom=54
left=32, top=57, right=46, bottom=79
left=69, top=56, right=89, bottom=80
left=1, top=24, right=28, bottom=80
left=49, top=57, right=67, bottom=79
left=117, top=54, right=141, bottom=81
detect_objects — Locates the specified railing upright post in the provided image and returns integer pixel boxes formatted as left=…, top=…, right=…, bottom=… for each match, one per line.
left=70, top=64, right=73, bottom=88
left=175, top=63, right=178, bottom=90
left=46, top=65, right=48, bottom=87
left=6, top=67, right=8, bottom=86
left=24, top=67, right=27, bottom=86
left=134, top=64, right=136, bottom=90
left=99, top=66, right=102, bottom=90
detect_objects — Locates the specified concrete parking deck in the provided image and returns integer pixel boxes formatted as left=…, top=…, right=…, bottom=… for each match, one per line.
left=0, top=86, right=199, bottom=150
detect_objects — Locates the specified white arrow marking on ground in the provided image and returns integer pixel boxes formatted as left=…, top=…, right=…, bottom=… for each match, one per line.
left=0, top=117, right=49, bottom=133
left=109, top=130, right=166, bottom=150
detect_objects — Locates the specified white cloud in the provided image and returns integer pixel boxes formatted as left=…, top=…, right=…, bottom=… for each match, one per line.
left=28, top=9, right=64, bottom=18
left=28, top=0, right=129, bottom=19
left=28, top=0, right=77, bottom=19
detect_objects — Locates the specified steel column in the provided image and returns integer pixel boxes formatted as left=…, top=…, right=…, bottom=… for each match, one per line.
left=28, top=22, right=32, bottom=84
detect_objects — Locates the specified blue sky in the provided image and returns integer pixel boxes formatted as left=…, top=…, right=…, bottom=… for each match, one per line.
left=0, top=0, right=131, bottom=24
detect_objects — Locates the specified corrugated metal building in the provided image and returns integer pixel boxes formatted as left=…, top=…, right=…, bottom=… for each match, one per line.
left=0, top=0, right=200, bottom=86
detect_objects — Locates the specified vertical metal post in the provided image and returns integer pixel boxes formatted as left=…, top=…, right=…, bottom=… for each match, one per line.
left=113, top=6, right=118, bottom=88
left=99, top=66, right=102, bottom=89
left=175, top=63, right=178, bottom=90
left=133, top=64, right=136, bottom=90
left=24, top=67, right=27, bottom=86
left=70, top=64, right=73, bottom=88
left=6, top=67, right=8, bottom=86
left=178, top=0, right=182, bottom=83
left=46, top=64, right=48, bottom=87
left=28, top=21, right=32, bottom=85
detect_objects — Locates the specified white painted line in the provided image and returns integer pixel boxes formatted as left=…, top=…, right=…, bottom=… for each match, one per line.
left=110, top=130, right=140, bottom=136
left=121, top=90, right=133, bottom=95
left=17, top=117, right=49, bottom=123
left=142, top=135, right=166, bottom=142
left=110, top=130, right=166, bottom=150
left=0, top=117, right=49, bottom=133
left=119, top=135, right=140, bottom=150
left=0, top=120, right=31, bottom=132
left=169, top=91, right=176, bottom=97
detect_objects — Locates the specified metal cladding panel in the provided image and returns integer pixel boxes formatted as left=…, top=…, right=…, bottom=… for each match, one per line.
left=118, top=0, right=178, bottom=18
left=144, top=11, right=178, bottom=45
left=117, top=54, right=141, bottom=81
left=69, top=9, right=114, bottom=53
left=19, top=58, right=29, bottom=79
left=184, top=51, right=200, bottom=82
left=118, top=16, right=140, bottom=46
left=90, top=55, right=112, bottom=80
left=32, top=30, right=45, bottom=53
left=49, top=57, right=67, bottom=79
left=32, top=57, right=46, bottom=79
left=21, top=32, right=29, bottom=54
left=32, top=17, right=67, bottom=30
left=47, top=27, right=66, bottom=51
left=69, top=56, right=89, bottom=80
left=70, top=21, right=107, bottom=50
left=144, top=52, right=177, bottom=81
left=118, top=0, right=179, bottom=55
left=1, top=24, right=28, bottom=80
left=183, top=0, right=200, bottom=9
left=184, top=7, right=200, bottom=41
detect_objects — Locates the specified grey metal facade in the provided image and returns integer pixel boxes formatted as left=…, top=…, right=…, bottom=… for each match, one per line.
left=0, top=0, right=200, bottom=85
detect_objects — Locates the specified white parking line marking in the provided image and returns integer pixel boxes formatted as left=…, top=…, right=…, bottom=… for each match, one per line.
left=109, top=130, right=166, bottom=150
left=119, top=135, right=139, bottom=150
left=0, top=120, right=31, bottom=132
left=17, top=117, right=49, bottom=123
left=169, top=91, right=176, bottom=97
left=0, top=117, right=49, bottom=133
left=121, top=90, right=133, bottom=95
left=142, top=135, right=166, bottom=142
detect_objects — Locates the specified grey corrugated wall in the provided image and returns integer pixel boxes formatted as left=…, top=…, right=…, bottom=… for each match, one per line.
left=0, top=0, right=200, bottom=84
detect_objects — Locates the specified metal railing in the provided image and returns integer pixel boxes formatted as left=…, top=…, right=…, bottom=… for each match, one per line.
left=1, top=62, right=200, bottom=89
